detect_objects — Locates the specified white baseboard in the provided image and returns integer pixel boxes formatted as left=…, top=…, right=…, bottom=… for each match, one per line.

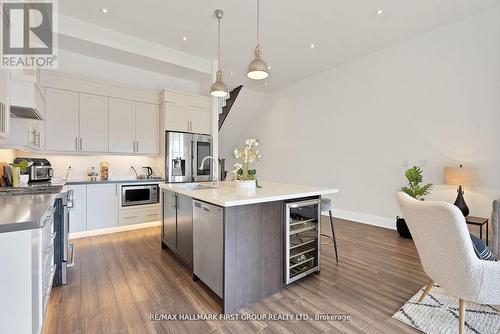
left=69, top=221, right=161, bottom=239
left=327, top=209, right=396, bottom=230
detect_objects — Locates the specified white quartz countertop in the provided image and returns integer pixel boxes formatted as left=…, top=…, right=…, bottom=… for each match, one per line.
left=159, top=181, right=338, bottom=207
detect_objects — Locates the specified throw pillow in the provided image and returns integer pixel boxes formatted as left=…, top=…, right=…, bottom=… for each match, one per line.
left=470, top=234, right=497, bottom=261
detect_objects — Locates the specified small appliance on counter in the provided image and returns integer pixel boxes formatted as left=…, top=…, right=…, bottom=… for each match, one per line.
left=13, top=157, right=53, bottom=182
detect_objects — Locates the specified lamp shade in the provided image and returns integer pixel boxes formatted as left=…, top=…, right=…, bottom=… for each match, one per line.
left=443, top=166, right=479, bottom=186
left=210, top=70, right=228, bottom=97
left=247, top=47, right=269, bottom=80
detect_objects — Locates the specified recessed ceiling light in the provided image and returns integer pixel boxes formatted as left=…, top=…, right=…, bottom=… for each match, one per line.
left=100, top=8, right=109, bottom=14
left=309, top=43, right=315, bottom=49
left=229, top=71, right=234, bottom=76
left=182, top=36, right=188, bottom=41
left=376, top=9, right=383, bottom=15
left=267, top=65, right=271, bottom=70
left=264, top=81, right=269, bottom=85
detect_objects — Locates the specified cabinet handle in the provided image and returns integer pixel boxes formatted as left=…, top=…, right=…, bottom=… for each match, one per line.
left=30, top=129, right=36, bottom=145
left=133, top=140, right=136, bottom=152
left=36, top=131, right=40, bottom=148
left=75, top=137, right=78, bottom=151
left=79, top=137, right=82, bottom=151
left=147, top=213, right=159, bottom=217
left=136, top=140, right=139, bottom=152
left=124, top=215, right=139, bottom=219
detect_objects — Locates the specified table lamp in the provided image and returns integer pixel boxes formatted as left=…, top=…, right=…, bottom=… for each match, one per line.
left=443, top=165, right=479, bottom=217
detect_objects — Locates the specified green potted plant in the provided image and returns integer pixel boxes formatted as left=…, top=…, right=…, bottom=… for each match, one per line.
left=9, top=160, right=32, bottom=186
left=397, top=166, right=433, bottom=238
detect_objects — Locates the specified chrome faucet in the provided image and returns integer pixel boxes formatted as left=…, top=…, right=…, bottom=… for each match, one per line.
left=199, top=156, right=219, bottom=187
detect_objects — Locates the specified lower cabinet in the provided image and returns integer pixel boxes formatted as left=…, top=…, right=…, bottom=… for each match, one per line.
left=67, top=182, right=162, bottom=236
left=86, top=184, right=119, bottom=231
left=119, top=204, right=161, bottom=226
left=0, top=206, right=55, bottom=334
left=162, top=190, right=193, bottom=267
left=68, top=185, right=87, bottom=233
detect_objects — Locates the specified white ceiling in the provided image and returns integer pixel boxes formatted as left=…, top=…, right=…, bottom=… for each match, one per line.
left=59, top=0, right=500, bottom=92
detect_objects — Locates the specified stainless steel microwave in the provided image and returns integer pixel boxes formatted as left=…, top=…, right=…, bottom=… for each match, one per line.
left=121, top=184, right=159, bottom=207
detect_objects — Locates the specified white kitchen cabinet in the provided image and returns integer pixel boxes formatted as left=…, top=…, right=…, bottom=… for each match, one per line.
left=108, top=98, right=135, bottom=154
left=161, top=90, right=212, bottom=135
left=0, top=69, right=10, bottom=138
left=189, top=105, right=211, bottom=134
left=79, top=93, right=108, bottom=153
left=4, top=117, right=44, bottom=150
left=0, top=207, right=55, bottom=334
left=164, top=103, right=189, bottom=132
left=108, top=99, right=159, bottom=155
left=86, top=183, right=119, bottom=231
left=68, top=185, right=87, bottom=233
left=119, top=204, right=161, bottom=226
left=135, top=102, right=159, bottom=154
left=45, top=88, right=78, bottom=152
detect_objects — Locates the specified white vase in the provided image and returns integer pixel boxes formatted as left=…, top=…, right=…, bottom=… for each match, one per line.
left=234, top=180, right=256, bottom=189
left=19, top=174, right=29, bottom=186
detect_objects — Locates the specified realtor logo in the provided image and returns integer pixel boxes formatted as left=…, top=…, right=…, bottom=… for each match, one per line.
left=1, top=0, right=58, bottom=68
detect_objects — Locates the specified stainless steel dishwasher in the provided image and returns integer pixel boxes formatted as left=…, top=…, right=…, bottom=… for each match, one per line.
left=192, top=200, right=223, bottom=298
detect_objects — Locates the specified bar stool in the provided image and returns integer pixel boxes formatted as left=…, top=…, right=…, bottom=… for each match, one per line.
left=321, top=197, right=339, bottom=263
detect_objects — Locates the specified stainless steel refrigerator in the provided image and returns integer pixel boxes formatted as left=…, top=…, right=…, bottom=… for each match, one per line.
left=165, top=131, right=212, bottom=183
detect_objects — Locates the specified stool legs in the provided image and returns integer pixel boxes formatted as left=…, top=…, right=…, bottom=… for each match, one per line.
left=329, top=210, right=339, bottom=264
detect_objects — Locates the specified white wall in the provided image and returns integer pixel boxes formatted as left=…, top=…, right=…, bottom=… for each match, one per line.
left=14, top=151, right=163, bottom=182
left=219, top=8, right=500, bottom=228
left=54, top=49, right=200, bottom=93
left=0, top=149, right=16, bottom=163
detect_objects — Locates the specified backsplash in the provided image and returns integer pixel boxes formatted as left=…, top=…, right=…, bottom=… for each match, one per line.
left=14, top=151, right=163, bottom=181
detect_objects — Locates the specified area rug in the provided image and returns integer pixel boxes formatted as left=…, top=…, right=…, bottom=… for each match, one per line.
left=393, top=285, right=500, bottom=334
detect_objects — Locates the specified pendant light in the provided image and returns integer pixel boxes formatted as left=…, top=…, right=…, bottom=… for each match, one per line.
left=247, top=0, right=269, bottom=80
left=210, top=9, right=228, bottom=97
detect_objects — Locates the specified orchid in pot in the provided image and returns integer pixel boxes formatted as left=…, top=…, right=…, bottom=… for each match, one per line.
left=231, top=138, right=261, bottom=188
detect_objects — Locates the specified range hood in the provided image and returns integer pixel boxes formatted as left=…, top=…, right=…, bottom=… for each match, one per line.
left=10, top=105, right=44, bottom=120
left=9, top=72, right=46, bottom=121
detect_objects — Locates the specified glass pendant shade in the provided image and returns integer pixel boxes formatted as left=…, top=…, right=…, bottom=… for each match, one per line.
left=247, top=46, right=269, bottom=80
left=210, top=70, right=228, bottom=97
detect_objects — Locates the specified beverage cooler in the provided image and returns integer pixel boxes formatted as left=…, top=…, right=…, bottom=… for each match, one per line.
left=285, top=198, right=321, bottom=284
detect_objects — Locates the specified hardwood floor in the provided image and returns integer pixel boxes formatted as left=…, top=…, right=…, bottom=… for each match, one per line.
left=43, top=218, right=427, bottom=334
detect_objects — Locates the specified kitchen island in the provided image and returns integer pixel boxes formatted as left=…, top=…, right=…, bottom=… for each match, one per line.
left=160, top=181, right=338, bottom=313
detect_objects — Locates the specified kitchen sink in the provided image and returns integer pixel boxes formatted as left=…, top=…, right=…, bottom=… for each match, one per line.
left=176, top=183, right=216, bottom=191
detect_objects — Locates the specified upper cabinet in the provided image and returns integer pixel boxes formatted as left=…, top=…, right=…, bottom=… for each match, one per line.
left=109, top=98, right=135, bottom=154
left=45, top=88, right=78, bottom=152
left=161, top=90, right=212, bottom=135
left=41, top=71, right=161, bottom=155
left=78, top=93, right=108, bottom=153
left=109, top=99, right=159, bottom=155
left=45, top=90, right=109, bottom=153
left=135, top=102, right=159, bottom=155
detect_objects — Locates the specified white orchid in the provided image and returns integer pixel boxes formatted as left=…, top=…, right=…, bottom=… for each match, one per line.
left=231, top=138, right=261, bottom=181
